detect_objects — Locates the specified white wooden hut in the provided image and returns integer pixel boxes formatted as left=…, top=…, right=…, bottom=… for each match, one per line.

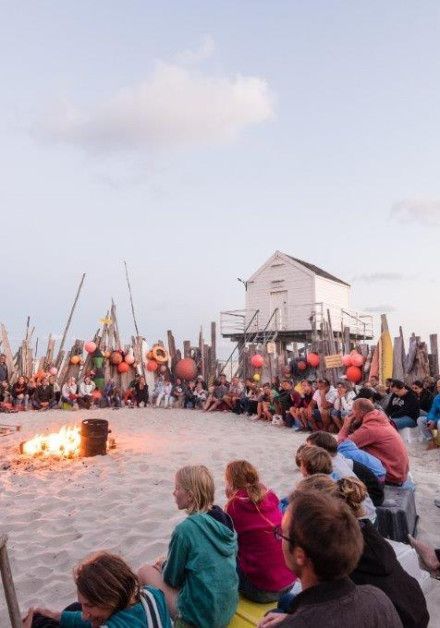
left=221, top=251, right=372, bottom=342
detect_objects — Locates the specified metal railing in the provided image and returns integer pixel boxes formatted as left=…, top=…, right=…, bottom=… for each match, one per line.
left=221, top=303, right=373, bottom=339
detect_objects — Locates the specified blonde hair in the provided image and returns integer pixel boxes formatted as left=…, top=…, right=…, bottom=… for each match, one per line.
left=175, top=465, right=215, bottom=514
left=225, top=459, right=266, bottom=503
left=336, top=476, right=367, bottom=517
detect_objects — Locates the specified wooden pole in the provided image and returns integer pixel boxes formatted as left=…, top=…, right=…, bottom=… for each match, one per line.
left=123, top=264, right=146, bottom=379
left=56, top=273, right=86, bottom=364
left=0, top=534, right=22, bottom=628
left=123, top=261, right=141, bottom=338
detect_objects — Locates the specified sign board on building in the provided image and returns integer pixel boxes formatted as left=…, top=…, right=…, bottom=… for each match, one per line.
left=324, top=354, right=343, bottom=369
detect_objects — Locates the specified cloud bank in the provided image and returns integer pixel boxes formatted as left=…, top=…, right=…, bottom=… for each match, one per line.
left=391, top=198, right=440, bottom=226
left=36, top=46, right=274, bottom=153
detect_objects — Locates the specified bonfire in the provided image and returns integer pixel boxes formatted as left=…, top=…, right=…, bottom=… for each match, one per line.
left=21, top=425, right=81, bottom=458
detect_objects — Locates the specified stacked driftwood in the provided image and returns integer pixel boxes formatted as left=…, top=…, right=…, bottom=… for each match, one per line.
left=166, top=322, right=218, bottom=384
left=231, top=312, right=439, bottom=386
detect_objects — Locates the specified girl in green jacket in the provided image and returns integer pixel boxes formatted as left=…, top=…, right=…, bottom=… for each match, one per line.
left=138, top=465, right=239, bottom=628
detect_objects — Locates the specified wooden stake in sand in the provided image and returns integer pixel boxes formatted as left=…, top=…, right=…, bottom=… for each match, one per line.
left=123, top=262, right=146, bottom=378
left=55, top=273, right=86, bottom=365
left=0, top=534, right=22, bottom=628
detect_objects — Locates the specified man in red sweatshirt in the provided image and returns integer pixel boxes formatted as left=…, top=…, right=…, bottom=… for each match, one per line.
left=337, top=399, right=409, bottom=485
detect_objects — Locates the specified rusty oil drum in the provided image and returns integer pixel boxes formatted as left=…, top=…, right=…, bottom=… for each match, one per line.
left=80, top=418, right=109, bottom=457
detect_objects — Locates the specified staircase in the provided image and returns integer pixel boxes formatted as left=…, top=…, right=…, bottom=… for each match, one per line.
left=220, top=309, right=280, bottom=379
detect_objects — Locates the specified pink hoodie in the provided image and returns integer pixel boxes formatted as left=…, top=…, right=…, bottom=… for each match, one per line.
left=225, top=488, right=296, bottom=591
left=338, top=409, right=409, bottom=485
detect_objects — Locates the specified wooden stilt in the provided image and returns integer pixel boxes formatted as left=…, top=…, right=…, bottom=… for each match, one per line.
left=0, top=534, right=22, bottom=628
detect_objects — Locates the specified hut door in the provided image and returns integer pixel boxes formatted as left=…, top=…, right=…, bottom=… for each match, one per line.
left=270, top=291, right=288, bottom=330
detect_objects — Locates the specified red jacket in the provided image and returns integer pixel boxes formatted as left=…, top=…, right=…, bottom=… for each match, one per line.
left=225, top=488, right=295, bottom=591
left=338, top=410, right=409, bottom=485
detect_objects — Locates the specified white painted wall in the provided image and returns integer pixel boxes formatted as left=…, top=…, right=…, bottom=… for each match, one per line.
left=245, top=254, right=315, bottom=330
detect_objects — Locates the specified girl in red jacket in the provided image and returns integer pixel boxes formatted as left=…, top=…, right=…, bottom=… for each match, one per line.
left=224, top=460, right=296, bottom=603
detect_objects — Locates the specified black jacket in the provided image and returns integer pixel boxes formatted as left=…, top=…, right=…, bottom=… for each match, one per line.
left=386, top=390, right=419, bottom=420
left=352, top=460, right=384, bottom=506
left=282, top=577, right=403, bottom=627
left=350, top=520, right=429, bottom=628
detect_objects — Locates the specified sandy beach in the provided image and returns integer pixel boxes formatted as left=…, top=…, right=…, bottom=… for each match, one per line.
left=1, top=408, right=439, bottom=626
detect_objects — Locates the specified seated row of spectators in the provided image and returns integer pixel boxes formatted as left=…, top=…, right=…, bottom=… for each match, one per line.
left=28, top=458, right=429, bottom=628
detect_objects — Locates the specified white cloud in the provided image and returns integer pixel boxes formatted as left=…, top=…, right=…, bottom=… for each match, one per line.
left=391, top=198, right=440, bottom=226
left=175, top=35, right=215, bottom=65
left=36, top=56, right=274, bottom=153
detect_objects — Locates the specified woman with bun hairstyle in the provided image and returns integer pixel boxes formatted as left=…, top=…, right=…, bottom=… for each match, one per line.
left=224, top=460, right=296, bottom=603
left=335, top=477, right=429, bottom=628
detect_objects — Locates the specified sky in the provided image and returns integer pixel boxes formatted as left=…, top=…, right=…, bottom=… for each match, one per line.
left=1, top=1, right=440, bottom=358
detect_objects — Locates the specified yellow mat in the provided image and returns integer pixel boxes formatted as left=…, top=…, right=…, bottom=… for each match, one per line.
left=228, top=597, right=275, bottom=627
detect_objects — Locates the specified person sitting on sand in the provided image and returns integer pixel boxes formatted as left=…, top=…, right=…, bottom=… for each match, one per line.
left=411, top=380, right=434, bottom=415
left=309, top=378, right=338, bottom=432
left=206, top=374, right=230, bottom=412
left=257, top=491, right=403, bottom=628
left=171, top=378, right=185, bottom=408
left=32, top=377, right=56, bottom=411
left=224, top=376, right=244, bottom=413
left=24, top=551, right=171, bottom=628
left=11, top=375, right=28, bottom=409
left=297, top=445, right=333, bottom=478
left=103, top=379, right=121, bottom=408
left=134, top=375, right=149, bottom=407
left=417, top=378, right=440, bottom=450
left=61, top=377, right=78, bottom=409
left=336, top=477, right=429, bottom=628
left=78, top=375, right=96, bottom=409
left=193, top=380, right=207, bottom=408
left=306, top=431, right=382, bottom=509
left=331, top=382, right=356, bottom=431
left=385, top=380, right=420, bottom=430
left=138, top=464, right=238, bottom=628
left=224, top=460, right=296, bottom=603
left=279, top=476, right=428, bottom=628
left=0, top=353, right=9, bottom=383
left=337, top=399, right=410, bottom=486
left=257, top=383, right=273, bottom=421
left=240, top=379, right=259, bottom=416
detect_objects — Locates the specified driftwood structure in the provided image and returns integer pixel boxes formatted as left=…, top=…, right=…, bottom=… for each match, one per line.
left=221, top=312, right=439, bottom=386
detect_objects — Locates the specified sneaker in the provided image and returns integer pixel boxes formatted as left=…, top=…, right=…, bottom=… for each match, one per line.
left=435, top=498, right=440, bottom=509
left=272, top=417, right=284, bottom=426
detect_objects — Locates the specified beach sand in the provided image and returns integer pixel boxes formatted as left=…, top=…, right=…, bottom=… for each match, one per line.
left=1, top=407, right=439, bottom=626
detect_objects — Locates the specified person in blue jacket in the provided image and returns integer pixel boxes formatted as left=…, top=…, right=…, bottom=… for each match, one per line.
left=417, top=378, right=440, bottom=449
left=337, top=440, right=386, bottom=481
left=138, top=464, right=239, bottom=628
left=23, top=552, right=171, bottom=628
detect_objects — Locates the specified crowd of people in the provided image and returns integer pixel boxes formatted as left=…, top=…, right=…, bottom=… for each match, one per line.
left=1, top=350, right=440, bottom=450
left=24, top=454, right=433, bottom=627
left=2, top=349, right=438, bottom=627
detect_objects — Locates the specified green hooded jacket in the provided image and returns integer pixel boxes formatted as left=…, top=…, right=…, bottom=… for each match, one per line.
left=163, top=512, right=238, bottom=628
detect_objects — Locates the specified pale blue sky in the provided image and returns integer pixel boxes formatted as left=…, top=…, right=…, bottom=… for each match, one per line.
left=1, top=1, right=440, bottom=356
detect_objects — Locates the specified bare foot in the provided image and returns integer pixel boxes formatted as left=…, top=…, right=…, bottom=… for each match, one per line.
left=408, top=535, right=440, bottom=572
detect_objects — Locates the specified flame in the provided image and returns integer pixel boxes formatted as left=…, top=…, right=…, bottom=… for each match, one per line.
left=22, top=425, right=81, bottom=458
